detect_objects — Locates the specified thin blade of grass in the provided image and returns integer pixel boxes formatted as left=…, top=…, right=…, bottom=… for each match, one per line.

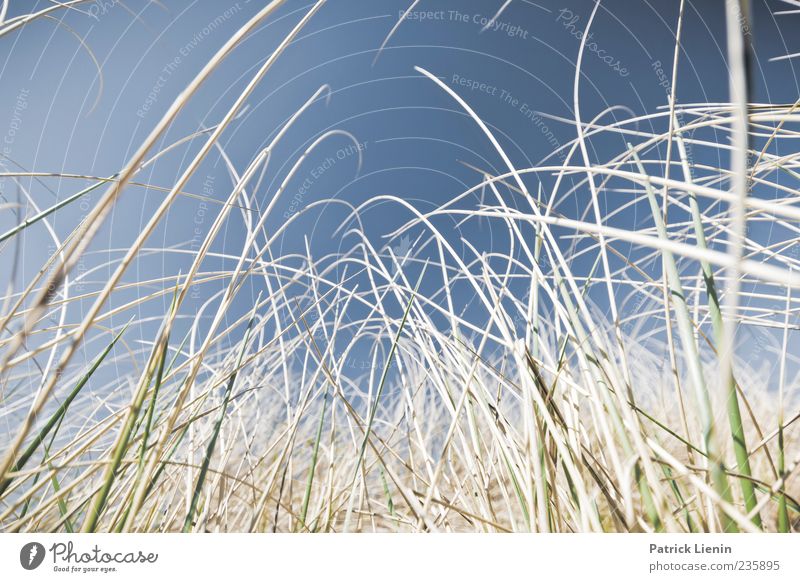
left=182, top=299, right=259, bottom=532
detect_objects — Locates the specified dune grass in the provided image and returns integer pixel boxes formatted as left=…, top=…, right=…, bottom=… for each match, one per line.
left=0, top=1, right=799, bottom=532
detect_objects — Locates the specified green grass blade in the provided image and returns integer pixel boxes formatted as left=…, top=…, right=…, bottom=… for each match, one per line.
left=0, top=176, right=115, bottom=245
left=630, top=145, right=736, bottom=531
left=0, top=320, right=130, bottom=499
left=342, top=263, right=427, bottom=531
left=182, top=301, right=259, bottom=532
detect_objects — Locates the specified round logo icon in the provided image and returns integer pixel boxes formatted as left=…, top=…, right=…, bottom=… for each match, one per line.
left=20, top=542, right=46, bottom=570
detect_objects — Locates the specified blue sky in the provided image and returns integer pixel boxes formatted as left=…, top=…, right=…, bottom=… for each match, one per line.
left=1, top=0, right=798, bottom=377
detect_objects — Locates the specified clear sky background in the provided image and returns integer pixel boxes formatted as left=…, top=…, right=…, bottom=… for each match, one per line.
left=1, top=0, right=798, bottom=382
